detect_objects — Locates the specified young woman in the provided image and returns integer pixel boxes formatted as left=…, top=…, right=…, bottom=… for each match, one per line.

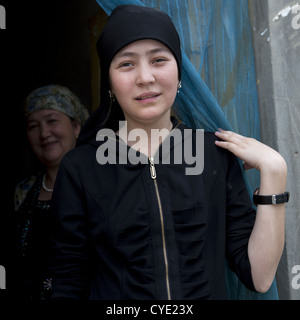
left=50, top=5, right=288, bottom=300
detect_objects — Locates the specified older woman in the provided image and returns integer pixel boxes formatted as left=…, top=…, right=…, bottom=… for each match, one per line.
left=11, top=84, right=89, bottom=300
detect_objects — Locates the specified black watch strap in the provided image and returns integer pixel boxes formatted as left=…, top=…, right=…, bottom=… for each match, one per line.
left=253, top=190, right=290, bottom=206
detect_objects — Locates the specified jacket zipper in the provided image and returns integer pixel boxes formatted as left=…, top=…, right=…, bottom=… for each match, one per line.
left=149, top=157, right=171, bottom=300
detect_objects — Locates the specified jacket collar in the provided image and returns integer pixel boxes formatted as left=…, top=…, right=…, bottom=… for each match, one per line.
left=89, top=117, right=193, bottom=167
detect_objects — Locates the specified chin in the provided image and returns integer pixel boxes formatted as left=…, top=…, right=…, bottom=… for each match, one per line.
left=136, top=110, right=171, bottom=123
left=42, top=154, right=64, bottom=168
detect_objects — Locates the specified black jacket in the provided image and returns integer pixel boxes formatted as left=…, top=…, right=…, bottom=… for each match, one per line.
left=50, top=123, right=257, bottom=300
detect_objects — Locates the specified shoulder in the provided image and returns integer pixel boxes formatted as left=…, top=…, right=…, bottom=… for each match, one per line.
left=63, top=142, right=96, bottom=164
left=180, top=123, right=236, bottom=172
left=177, top=122, right=216, bottom=140
left=14, top=174, right=38, bottom=211
left=178, top=122, right=224, bottom=154
left=57, top=142, right=100, bottom=181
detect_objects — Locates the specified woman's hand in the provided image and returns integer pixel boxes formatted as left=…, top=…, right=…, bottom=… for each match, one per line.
left=214, top=129, right=286, bottom=173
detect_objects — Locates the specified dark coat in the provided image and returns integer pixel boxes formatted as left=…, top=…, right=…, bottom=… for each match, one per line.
left=50, top=122, right=257, bottom=300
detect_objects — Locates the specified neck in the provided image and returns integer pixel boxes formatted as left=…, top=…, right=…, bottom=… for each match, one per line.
left=44, top=166, right=58, bottom=189
left=118, top=115, right=173, bottom=157
left=39, top=166, right=58, bottom=200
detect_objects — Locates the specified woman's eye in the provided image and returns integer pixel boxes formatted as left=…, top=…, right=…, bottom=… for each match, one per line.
left=27, top=124, right=37, bottom=131
left=153, top=58, right=167, bottom=64
left=48, top=119, right=58, bottom=125
left=120, top=62, right=134, bottom=68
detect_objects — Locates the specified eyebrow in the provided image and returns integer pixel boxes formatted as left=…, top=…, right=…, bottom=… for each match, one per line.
left=115, top=47, right=170, bottom=59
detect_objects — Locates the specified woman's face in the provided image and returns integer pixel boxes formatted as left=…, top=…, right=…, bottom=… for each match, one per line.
left=109, top=39, right=179, bottom=127
left=26, top=109, right=80, bottom=168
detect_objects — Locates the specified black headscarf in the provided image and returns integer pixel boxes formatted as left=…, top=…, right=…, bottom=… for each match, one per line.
left=78, top=5, right=182, bottom=145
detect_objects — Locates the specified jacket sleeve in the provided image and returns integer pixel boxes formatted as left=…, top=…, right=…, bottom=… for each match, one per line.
left=224, top=152, right=258, bottom=292
left=50, top=155, right=90, bottom=300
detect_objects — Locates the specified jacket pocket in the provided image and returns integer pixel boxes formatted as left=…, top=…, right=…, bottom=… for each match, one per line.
left=173, top=205, right=210, bottom=299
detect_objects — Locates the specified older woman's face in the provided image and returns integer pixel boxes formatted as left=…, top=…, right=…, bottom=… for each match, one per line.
left=26, top=109, right=80, bottom=168
left=109, top=39, right=179, bottom=127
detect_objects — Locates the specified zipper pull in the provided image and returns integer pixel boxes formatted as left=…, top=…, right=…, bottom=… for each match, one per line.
left=149, top=157, right=157, bottom=180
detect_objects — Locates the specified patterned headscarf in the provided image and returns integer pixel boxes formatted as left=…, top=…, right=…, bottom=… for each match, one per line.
left=23, top=84, right=89, bottom=126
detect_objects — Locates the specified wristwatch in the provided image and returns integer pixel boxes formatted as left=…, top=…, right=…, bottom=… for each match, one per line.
left=253, top=188, right=290, bottom=206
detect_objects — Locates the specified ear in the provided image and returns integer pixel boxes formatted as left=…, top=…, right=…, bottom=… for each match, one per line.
left=73, top=120, right=81, bottom=138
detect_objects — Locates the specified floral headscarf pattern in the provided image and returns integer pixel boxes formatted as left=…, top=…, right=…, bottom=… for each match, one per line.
left=23, top=84, right=89, bottom=125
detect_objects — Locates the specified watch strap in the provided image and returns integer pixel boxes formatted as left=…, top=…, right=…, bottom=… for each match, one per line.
left=253, top=190, right=290, bottom=206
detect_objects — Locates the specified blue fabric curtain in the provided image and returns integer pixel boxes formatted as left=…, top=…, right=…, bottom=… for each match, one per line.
left=96, top=0, right=279, bottom=300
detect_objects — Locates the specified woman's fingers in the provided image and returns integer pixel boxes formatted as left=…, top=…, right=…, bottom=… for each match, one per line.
left=214, top=129, right=271, bottom=171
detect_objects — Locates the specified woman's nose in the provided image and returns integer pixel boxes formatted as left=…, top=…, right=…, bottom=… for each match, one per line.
left=40, top=123, right=51, bottom=139
left=136, top=63, right=155, bottom=86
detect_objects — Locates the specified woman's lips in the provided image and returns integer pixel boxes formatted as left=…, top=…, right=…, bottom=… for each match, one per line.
left=41, top=141, right=58, bottom=149
left=135, top=92, right=161, bottom=102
